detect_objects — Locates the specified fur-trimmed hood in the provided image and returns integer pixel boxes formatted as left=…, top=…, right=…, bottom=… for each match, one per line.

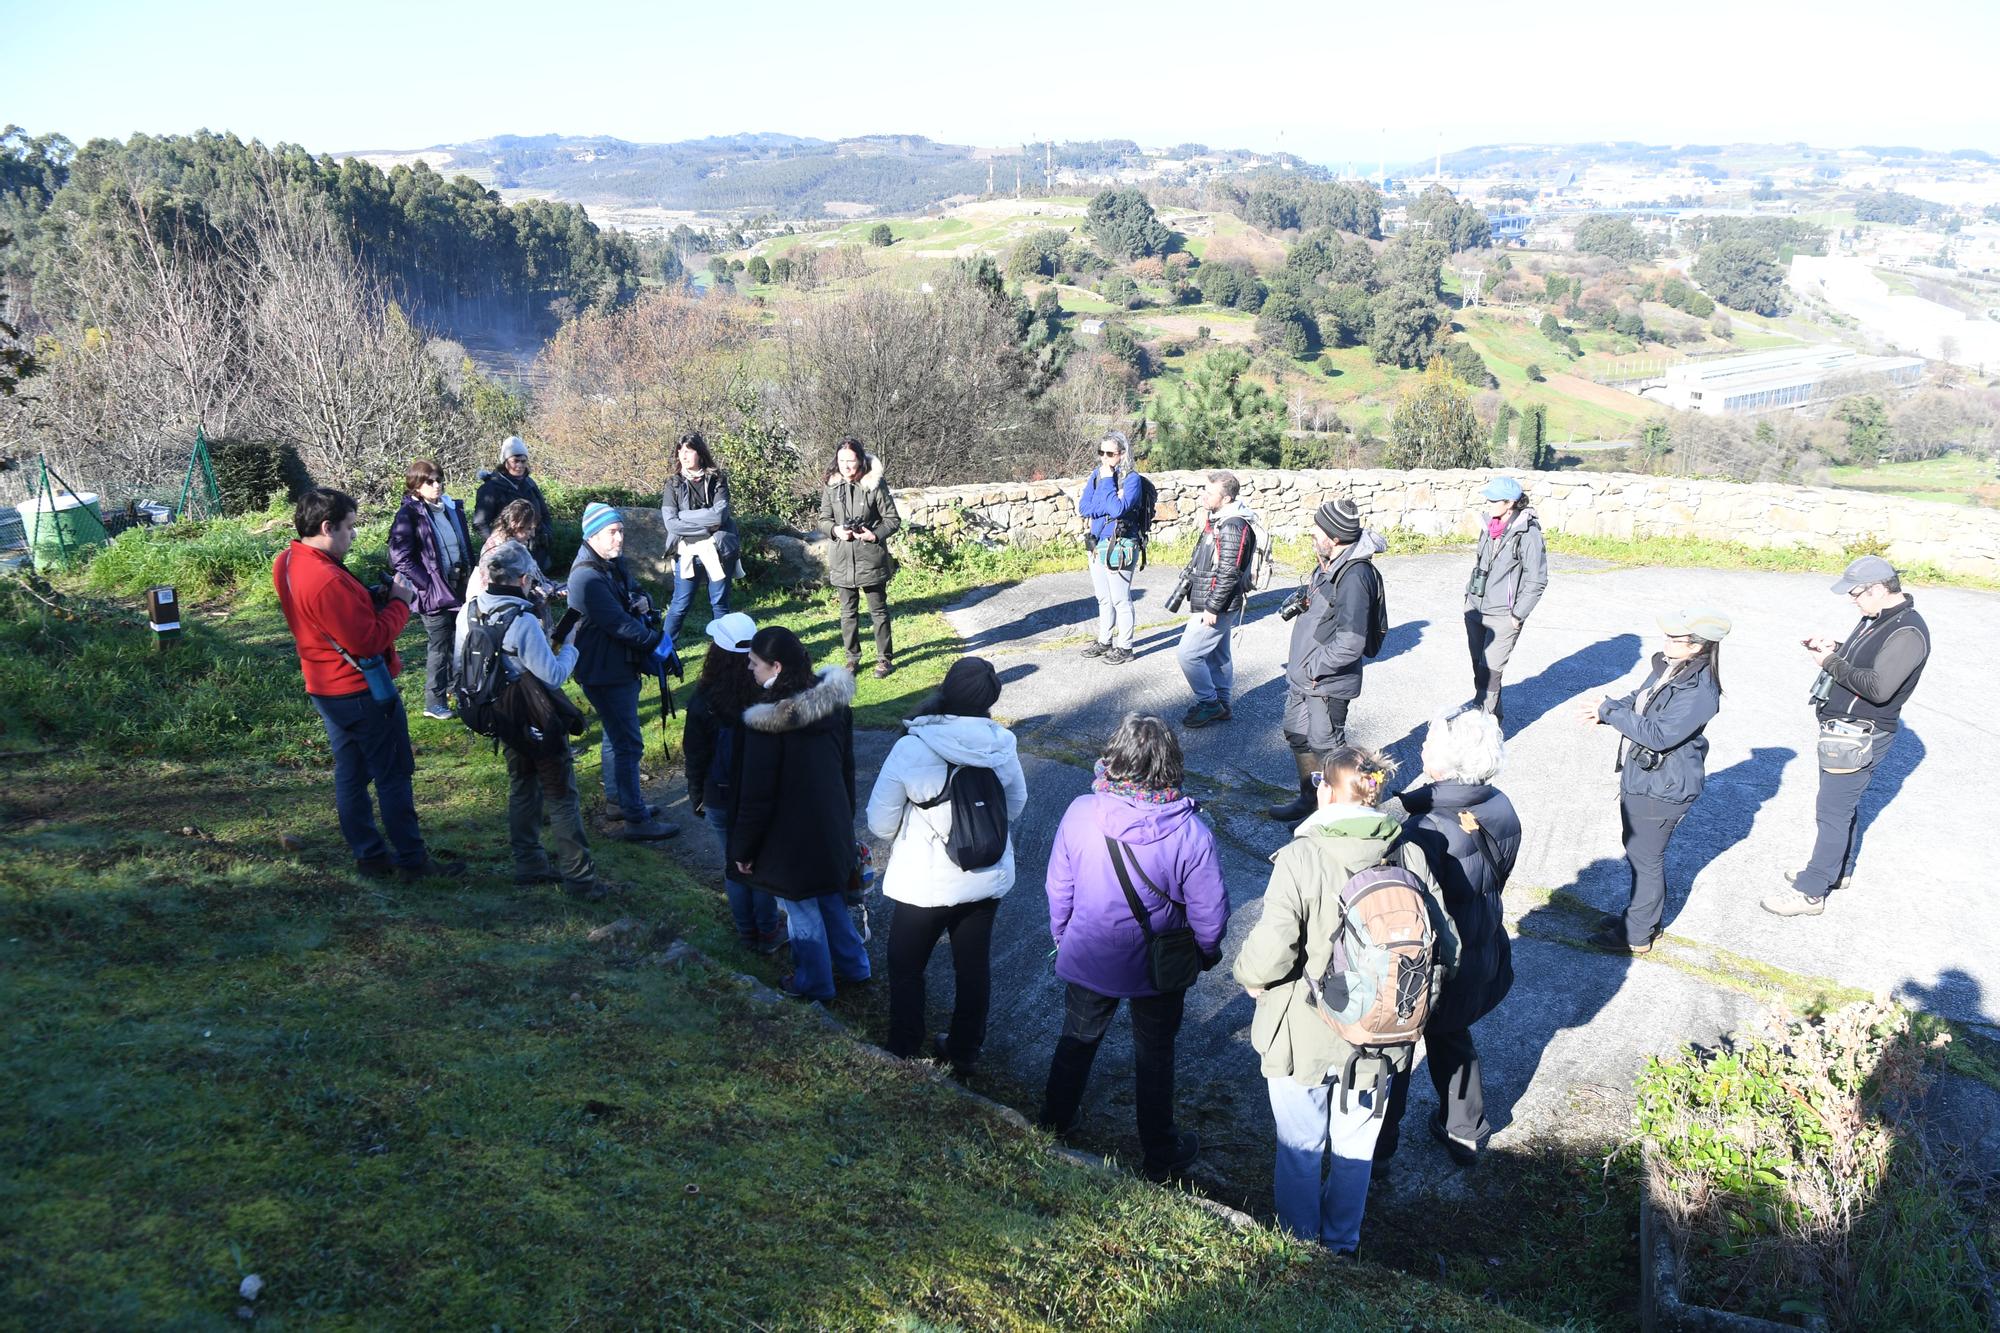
left=825, top=451, right=885, bottom=491
left=743, top=666, right=856, bottom=734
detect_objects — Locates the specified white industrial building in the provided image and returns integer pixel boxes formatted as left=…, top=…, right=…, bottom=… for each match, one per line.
left=1658, top=346, right=1924, bottom=415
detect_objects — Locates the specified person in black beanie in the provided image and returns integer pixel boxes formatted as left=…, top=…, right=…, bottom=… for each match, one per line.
left=1266, top=497, right=1390, bottom=821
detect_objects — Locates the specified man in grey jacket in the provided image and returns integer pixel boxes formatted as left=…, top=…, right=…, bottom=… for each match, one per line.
left=1267, top=497, right=1388, bottom=821
left=1463, top=477, right=1548, bottom=722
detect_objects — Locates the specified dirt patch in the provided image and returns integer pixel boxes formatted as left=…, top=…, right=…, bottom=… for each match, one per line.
left=1136, top=313, right=1257, bottom=345
left=1542, top=371, right=1658, bottom=415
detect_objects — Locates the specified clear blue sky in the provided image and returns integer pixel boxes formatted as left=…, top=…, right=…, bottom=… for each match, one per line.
left=9, top=0, right=1997, bottom=166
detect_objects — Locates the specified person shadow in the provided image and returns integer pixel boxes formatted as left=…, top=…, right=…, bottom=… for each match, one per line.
left=1659, top=745, right=1796, bottom=932
left=1499, top=632, right=1643, bottom=738
left=1851, top=724, right=1925, bottom=871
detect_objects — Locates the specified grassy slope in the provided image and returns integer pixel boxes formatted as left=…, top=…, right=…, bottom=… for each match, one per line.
left=1825, top=453, right=2000, bottom=508
left=0, top=521, right=1527, bottom=1331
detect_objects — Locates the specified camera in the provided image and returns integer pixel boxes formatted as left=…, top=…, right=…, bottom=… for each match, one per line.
left=367, top=582, right=392, bottom=608
left=1628, top=744, right=1666, bottom=771
left=1165, top=569, right=1192, bottom=614
left=1278, top=586, right=1312, bottom=622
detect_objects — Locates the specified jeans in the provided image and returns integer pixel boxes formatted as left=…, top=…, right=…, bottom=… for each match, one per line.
left=1037, top=982, right=1187, bottom=1167
left=836, top=583, right=893, bottom=665
left=778, top=893, right=871, bottom=1001
left=885, top=897, right=1000, bottom=1064
left=309, top=691, right=425, bottom=867
left=1464, top=608, right=1523, bottom=720
left=1376, top=1025, right=1486, bottom=1161
left=420, top=610, right=459, bottom=714
left=1176, top=613, right=1234, bottom=706
left=581, top=677, right=647, bottom=821
left=1799, top=726, right=1897, bottom=897
left=1281, top=690, right=1351, bottom=758
left=665, top=568, right=730, bottom=645
left=1620, top=791, right=1690, bottom=944
left=704, top=803, right=778, bottom=943
left=506, top=745, right=593, bottom=889
left=1267, top=1075, right=1384, bottom=1253
left=1088, top=554, right=1135, bottom=649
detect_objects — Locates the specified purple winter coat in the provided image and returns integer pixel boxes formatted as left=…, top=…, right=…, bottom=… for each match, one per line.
left=1046, top=792, right=1230, bottom=998
left=387, top=493, right=473, bottom=615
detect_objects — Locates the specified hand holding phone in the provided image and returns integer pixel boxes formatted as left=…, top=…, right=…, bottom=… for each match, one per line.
left=553, top=606, right=582, bottom=645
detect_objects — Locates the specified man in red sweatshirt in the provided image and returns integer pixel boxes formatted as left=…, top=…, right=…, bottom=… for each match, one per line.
left=275, top=487, right=462, bottom=880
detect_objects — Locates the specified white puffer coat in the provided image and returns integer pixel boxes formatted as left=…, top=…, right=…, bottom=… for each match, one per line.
left=865, top=715, right=1029, bottom=907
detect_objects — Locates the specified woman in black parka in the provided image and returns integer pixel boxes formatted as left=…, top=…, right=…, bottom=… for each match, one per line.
left=1379, top=706, right=1521, bottom=1171
left=729, top=625, right=870, bottom=1002
left=1577, top=609, right=1730, bottom=956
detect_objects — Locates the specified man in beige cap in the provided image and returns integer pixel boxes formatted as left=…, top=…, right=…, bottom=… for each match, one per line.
left=1764, top=556, right=1931, bottom=917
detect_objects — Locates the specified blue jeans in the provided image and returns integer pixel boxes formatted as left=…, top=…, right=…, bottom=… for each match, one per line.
left=309, top=691, right=425, bottom=867
left=665, top=569, right=730, bottom=645
left=581, top=677, right=647, bottom=821
left=1176, top=613, right=1234, bottom=706
left=705, top=803, right=777, bottom=943
left=777, top=893, right=871, bottom=1001
left=1267, top=1075, right=1385, bottom=1254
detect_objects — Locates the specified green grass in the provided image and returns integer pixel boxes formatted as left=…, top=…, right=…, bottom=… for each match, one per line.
left=0, top=566, right=1533, bottom=1330
left=1825, top=453, right=1999, bottom=509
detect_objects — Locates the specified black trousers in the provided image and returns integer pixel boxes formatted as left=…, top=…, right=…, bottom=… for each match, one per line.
left=1280, top=689, right=1351, bottom=758
left=1376, top=1024, right=1486, bottom=1161
left=1619, top=791, right=1690, bottom=945
left=420, top=609, right=459, bottom=713
left=1037, top=982, right=1187, bottom=1167
left=836, top=583, right=892, bottom=665
left=884, top=897, right=999, bottom=1065
left=1798, top=727, right=1897, bottom=897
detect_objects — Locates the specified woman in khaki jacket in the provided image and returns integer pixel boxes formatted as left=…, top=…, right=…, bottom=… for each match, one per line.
left=1232, top=745, right=1458, bottom=1256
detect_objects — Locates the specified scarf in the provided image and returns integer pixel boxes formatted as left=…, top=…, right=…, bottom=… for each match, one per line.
left=1487, top=515, right=1508, bottom=541
left=1091, top=758, right=1183, bottom=805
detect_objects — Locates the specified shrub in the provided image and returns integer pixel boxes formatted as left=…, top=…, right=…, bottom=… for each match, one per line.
left=1526, top=362, right=1544, bottom=382
left=867, top=224, right=894, bottom=246
left=208, top=436, right=310, bottom=516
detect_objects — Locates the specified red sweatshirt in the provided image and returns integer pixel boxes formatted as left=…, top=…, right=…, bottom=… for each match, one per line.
left=274, top=541, right=410, bottom=696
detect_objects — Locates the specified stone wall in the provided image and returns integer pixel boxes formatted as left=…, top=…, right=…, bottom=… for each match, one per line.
left=891, top=468, right=2000, bottom=579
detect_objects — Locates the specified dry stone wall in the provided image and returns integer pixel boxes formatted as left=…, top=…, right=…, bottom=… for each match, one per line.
left=890, top=468, right=2000, bottom=580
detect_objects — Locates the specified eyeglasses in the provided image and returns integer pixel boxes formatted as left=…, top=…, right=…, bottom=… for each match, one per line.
left=1665, top=633, right=1698, bottom=644
left=1846, top=585, right=1874, bottom=599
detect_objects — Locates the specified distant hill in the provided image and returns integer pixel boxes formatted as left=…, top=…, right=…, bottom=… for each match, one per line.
left=1421, top=140, right=1998, bottom=179
left=342, top=133, right=1311, bottom=219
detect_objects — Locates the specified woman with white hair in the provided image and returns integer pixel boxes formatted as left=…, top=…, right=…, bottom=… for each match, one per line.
left=1375, top=707, right=1521, bottom=1172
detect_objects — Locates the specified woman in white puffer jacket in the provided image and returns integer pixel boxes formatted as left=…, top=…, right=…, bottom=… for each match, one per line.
left=866, top=657, right=1028, bottom=1073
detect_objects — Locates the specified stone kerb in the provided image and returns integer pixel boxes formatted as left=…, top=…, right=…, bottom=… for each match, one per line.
left=892, top=469, right=2000, bottom=580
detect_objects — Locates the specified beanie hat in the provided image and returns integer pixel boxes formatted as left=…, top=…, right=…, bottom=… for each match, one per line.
left=1314, top=497, right=1361, bottom=544
left=483, top=538, right=536, bottom=583
left=499, top=435, right=529, bottom=462
left=932, top=656, right=1002, bottom=718
left=580, top=502, right=622, bottom=541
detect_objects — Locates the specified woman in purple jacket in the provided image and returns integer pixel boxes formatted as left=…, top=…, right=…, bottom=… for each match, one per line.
left=1037, top=713, right=1230, bottom=1182
left=387, top=458, right=475, bottom=721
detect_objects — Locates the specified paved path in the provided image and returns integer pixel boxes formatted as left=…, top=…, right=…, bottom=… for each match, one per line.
left=667, top=548, right=2000, bottom=1193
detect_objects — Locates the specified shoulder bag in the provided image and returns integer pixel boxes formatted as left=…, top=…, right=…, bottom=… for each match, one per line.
left=1105, top=835, right=1204, bottom=992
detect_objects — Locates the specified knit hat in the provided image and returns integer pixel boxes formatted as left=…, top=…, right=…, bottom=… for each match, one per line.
left=499, top=435, right=529, bottom=462
left=482, top=538, right=536, bottom=582
left=706, top=612, right=757, bottom=653
left=1314, top=497, right=1361, bottom=544
left=580, top=502, right=622, bottom=541
left=1657, top=608, right=1732, bottom=642
left=932, top=656, right=1002, bottom=718
left=1480, top=476, right=1524, bottom=502
left=1831, top=554, right=1897, bottom=594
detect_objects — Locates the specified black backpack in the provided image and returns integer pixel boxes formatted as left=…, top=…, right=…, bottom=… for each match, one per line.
left=455, top=602, right=583, bottom=759
left=1118, top=474, right=1160, bottom=570
left=1331, top=559, right=1390, bottom=658
left=913, top=762, right=1010, bottom=871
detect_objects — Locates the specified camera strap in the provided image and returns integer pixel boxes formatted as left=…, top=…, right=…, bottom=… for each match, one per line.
left=281, top=546, right=381, bottom=677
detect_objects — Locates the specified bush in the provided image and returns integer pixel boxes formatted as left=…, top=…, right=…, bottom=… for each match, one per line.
left=867, top=223, right=894, bottom=247
left=1526, top=362, right=1544, bottom=382
left=209, top=436, right=310, bottom=516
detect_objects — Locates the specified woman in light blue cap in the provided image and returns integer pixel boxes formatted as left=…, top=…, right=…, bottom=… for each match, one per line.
left=1463, top=476, right=1547, bottom=721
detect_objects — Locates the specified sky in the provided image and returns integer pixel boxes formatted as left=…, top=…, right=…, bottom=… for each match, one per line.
left=8, top=0, right=1998, bottom=167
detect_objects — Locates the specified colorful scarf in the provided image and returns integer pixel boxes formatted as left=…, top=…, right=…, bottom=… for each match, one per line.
left=1091, top=758, right=1183, bottom=805
left=1487, top=515, right=1508, bottom=541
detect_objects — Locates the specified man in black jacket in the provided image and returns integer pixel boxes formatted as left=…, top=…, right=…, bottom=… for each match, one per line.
left=1765, top=555, right=1931, bottom=917
left=1176, top=471, right=1257, bottom=729
left=1266, top=497, right=1388, bottom=821
left=470, top=436, right=554, bottom=573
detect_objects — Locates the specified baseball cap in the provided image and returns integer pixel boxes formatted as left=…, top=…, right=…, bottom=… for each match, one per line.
left=706, top=612, right=758, bottom=653
left=1657, top=608, right=1732, bottom=642
left=1480, top=476, right=1524, bottom=502
left=1830, top=555, right=1896, bottom=594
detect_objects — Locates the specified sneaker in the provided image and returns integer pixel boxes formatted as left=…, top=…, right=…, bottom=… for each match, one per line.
left=1784, top=869, right=1848, bottom=894
left=775, top=972, right=829, bottom=1002
left=1102, top=647, right=1134, bottom=666
left=421, top=706, right=455, bottom=721
left=874, top=659, right=894, bottom=679
left=1141, top=1129, right=1200, bottom=1183
left=604, top=804, right=662, bottom=824
left=1182, top=700, right=1226, bottom=729
left=1587, top=922, right=1652, bottom=955
left=754, top=928, right=789, bottom=956
left=845, top=657, right=861, bottom=676
left=1761, top=889, right=1826, bottom=918
left=397, top=857, right=469, bottom=881
left=1080, top=641, right=1110, bottom=658
left=513, top=866, right=561, bottom=886
left=612, top=818, right=680, bottom=842
left=1429, top=1109, right=1479, bottom=1168
left=1214, top=702, right=1233, bottom=722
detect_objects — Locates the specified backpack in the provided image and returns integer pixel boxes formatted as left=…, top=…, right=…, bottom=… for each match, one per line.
left=912, top=762, right=1010, bottom=871
left=1330, top=559, right=1389, bottom=658
left=455, top=601, right=583, bottom=759
left=1116, top=473, right=1159, bottom=570
left=1304, top=854, right=1442, bottom=1114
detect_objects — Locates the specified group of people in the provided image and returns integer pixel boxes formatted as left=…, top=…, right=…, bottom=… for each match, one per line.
left=274, top=425, right=1934, bottom=1260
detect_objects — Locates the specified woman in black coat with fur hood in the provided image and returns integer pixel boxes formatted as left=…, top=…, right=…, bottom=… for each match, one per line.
left=729, top=626, right=870, bottom=1001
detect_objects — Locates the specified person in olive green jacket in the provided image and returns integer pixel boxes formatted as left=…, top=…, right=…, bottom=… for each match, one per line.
left=1233, top=745, right=1458, bottom=1256
left=818, top=436, right=901, bottom=678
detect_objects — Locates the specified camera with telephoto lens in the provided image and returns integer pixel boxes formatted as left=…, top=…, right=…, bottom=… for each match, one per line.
left=1165, top=568, right=1192, bottom=614
left=1278, top=586, right=1312, bottom=622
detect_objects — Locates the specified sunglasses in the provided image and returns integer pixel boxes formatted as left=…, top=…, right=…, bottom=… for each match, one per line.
left=1099, top=450, right=1121, bottom=458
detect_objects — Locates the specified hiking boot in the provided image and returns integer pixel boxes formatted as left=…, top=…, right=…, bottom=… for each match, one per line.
left=1266, top=780, right=1316, bottom=822
left=1784, top=869, right=1848, bottom=894
left=932, top=1031, right=976, bottom=1075
left=1429, top=1110, right=1479, bottom=1168
left=845, top=656, right=861, bottom=676
left=603, top=804, right=662, bottom=824
left=397, top=857, right=469, bottom=881
left=1595, top=915, right=1661, bottom=947
left=1760, top=889, right=1826, bottom=918
left=421, top=706, right=455, bottom=721
left=1102, top=646, right=1134, bottom=666
left=355, top=856, right=394, bottom=880
left=1080, top=640, right=1110, bottom=658
left=1587, top=922, right=1652, bottom=955
left=513, top=865, right=561, bottom=887
left=874, top=658, right=893, bottom=679
left=564, top=880, right=608, bottom=902
left=1182, top=700, right=1227, bottom=729
left=754, top=928, right=789, bottom=956
left=1141, top=1129, right=1200, bottom=1184
left=775, top=973, right=829, bottom=1002
left=612, top=818, right=680, bottom=842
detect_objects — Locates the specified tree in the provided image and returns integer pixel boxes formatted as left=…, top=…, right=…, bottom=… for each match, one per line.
left=1440, top=339, right=1496, bottom=388
left=1006, top=228, right=1068, bottom=280
left=1490, top=401, right=1515, bottom=452
left=1098, top=272, right=1143, bottom=309
left=770, top=255, right=794, bottom=284
left=1086, top=187, right=1175, bottom=261
left=1834, top=395, right=1891, bottom=459
left=1255, top=291, right=1318, bottom=358
left=1692, top=240, right=1787, bottom=316
left=867, top=222, right=894, bottom=246
left=1406, top=186, right=1491, bottom=250
left=1152, top=348, right=1286, bottom=469
left=1525, top=362, right=1544, bottom=382
left=1316, top=282, right=1372, bottom=348
left=1518, top=403, right=1553, bottom=470
left=1573, top=216, right=1652, bottom=262
left=745, top=255, right=770, bottom=284
left=1368, top=284, right=1446, bottom=368
left=1612, top=308, right=1646, bottom=339
left=1196, top=259, right=1264, bottom=312
left=1639, top=418, right=1672, bottom=471
left=1385, top=359, right=1486, bottom=469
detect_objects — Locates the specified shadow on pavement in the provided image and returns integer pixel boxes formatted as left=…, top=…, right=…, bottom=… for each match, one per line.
left=1664, top=745, right=1796, bottom=931
left=1502, top=633, right=1643, bottom=738
left=1374, top=617, right=1428, bottom=665
left=1853, top=723, right=1925, bottom=866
